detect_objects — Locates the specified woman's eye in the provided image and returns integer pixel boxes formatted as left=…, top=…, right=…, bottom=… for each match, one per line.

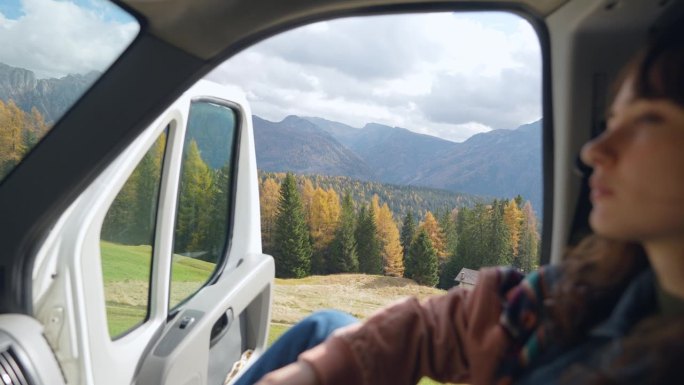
left=634, top=112, right=664, bottom=125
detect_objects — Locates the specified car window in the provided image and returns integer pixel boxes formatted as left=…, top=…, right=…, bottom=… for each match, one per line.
left=100, top=129, right=168, bottom=338
left=212, top=12, right=543, bottom=382
left=0, top=0, right=139, bottom=184
left=215, top=11, right=543, bottom=279
left=170, top=100, right=238, bottom=310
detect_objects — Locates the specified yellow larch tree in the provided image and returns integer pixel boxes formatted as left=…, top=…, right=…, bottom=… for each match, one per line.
left=325, top=188, right=341, bottom=225
left=0, top=100, right=11, bottom=172
left=300, top=177, right=315, bottom=225
left=309, top=187, right=340, bottom=252
left=0, top=100, right=27, bottom=174
left=503, top=199, right=524, bottom=257
left=371, top=195, right=404, bottom=277
left=259, top=177, right=281, bottom=253
left=419, top=211, right=447, bottom=260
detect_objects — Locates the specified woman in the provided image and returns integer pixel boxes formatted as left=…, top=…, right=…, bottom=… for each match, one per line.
left=242, top=22, right=684, bottom=385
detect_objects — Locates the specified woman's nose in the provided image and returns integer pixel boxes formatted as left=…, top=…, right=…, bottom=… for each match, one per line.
left=580, top=131, right=613, bottom=169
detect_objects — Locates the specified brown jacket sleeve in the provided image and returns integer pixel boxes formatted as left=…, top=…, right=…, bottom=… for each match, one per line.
left=298, top=268, right=511, bottom=385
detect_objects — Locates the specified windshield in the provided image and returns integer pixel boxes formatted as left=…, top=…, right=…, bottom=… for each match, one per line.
left=0, top=0, right=139, bottom=183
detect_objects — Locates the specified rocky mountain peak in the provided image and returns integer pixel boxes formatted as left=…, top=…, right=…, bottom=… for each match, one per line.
left=0, top=62, right=99, bottom=122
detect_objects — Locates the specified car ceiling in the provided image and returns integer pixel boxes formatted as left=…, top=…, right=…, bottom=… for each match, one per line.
left=122, top=0, right=571, bottom=59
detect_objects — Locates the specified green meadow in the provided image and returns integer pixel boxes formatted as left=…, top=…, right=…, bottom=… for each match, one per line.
left=100, top=241, right=215, bottom=336
left=101, top=242, right=452, bottom=384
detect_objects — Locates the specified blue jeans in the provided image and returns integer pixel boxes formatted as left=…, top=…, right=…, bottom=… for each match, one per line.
left=233, top=310, right=358, bottom=385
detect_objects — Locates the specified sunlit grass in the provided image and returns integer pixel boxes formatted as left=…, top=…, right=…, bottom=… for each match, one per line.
left=102, top=244, right=457, bottom=385
left=101, top=241, right=216, bottom=336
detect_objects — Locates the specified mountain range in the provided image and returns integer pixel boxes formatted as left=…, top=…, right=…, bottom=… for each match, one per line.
left=0, top=61, right=543, bottom=212
left=253, top=116, right=543, bottom=211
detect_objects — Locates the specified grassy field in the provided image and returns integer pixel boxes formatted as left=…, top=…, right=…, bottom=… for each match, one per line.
left=102, top=242, right=452, bottom=383
left=100, top=241, right=216, bottom=336
left=271, top=273, right=444, bottom=323
left=268, top=275, right=449, bottom=385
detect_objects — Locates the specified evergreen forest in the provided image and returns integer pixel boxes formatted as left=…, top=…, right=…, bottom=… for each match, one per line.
left=260, top=173, right=541, bottom=289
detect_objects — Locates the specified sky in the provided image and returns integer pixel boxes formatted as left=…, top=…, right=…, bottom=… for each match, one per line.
left=0, top=0, right=138, bottom=79
left=0, top=1, right=541, bottom=143
left=210, top=12, right=542, bottom=142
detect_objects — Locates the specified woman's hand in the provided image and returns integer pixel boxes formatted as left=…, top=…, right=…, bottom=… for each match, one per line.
left=254, top=361, right=320, bottom=385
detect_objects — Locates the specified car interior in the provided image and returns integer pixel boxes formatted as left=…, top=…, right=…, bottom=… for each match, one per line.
left=0, top=0, right=683, bottom=384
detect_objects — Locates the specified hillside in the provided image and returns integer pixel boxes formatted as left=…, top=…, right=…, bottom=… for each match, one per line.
left=414, top=120, right=543, bottom=210
left=256, top=115, right=543, bottom=210
left=348, top=122, right=457, bottom=185
left=271, top=273, right=445, bottom=324
left=254, top=115, right=375, bottom=180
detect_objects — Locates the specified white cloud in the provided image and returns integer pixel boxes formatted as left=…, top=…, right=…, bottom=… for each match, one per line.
left=0, top=0, right=138, bottom=79
left=209, top=11, right=542, bottom=142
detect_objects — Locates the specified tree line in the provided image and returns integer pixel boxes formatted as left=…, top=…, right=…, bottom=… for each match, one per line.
left=102, top=101, right=236, bottom=264
left=0, top=99, right=49, bottom=178
left=261, top=173, right=540, bottom=289
left=259, top=172, right=483, bottom=220
left=101, top=134, right=232, bottom=265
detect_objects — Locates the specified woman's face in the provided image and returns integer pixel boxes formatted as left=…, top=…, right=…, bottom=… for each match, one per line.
left=580, top=76, right=684, bottom=242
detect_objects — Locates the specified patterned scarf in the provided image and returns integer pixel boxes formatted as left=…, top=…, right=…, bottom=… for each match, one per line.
left=494, top=265, right=560, bottom=384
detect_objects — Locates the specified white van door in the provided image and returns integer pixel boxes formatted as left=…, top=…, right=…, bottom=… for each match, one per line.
left=32, top=80, right=274, bottom=385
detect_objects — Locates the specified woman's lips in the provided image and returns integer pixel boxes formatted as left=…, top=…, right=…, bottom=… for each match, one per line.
left=589, top=177, right=615, bottom=202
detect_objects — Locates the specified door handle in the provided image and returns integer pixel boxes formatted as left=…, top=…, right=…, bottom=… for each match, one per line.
left=209, top=308, right=234, bottom=348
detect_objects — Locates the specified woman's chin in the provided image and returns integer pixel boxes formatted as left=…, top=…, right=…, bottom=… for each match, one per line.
left=589, top=210, right=623, bottom=238
left=589, top=211, right=642, bottom=241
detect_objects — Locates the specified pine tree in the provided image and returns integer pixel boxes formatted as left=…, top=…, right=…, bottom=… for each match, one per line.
left=400, top=212, right=416, bottom=259
left=329, top=192, right=358, bottom=273
left=207, top=164, right=231, bottom=261
left=440, top=207, right=473, bottom=289
left=407, top=229, right=439, bottom=287
left=438, top=208, right=458, bottom=256
left=356, top=204, right=382, bottom=274
left=102, top=132, right=166, bottom=245
left=101, top=165, right=139, bottom=244
left=439, top=252, right=461, bottom=290
left=453, top=204, right=486, bottom=271
left=518, top=201, right=540, bottom=273
left=488, top=200, right=511, bottom=266
left=174, top=140, right=214, bottom=255
left=273, top=173, right=312, bottom=278
left=130, top=134, right=166, bottom=246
